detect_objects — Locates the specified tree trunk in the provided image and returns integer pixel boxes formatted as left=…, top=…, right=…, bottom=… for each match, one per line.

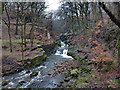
left=4, top=3, right=12, bottom=52
left=21, top=25, right=24, bottom=62
left=15, top=3, right=19, bottom=35
left=23, top=22, right=27, bottom=47
left=99, top=2, right=120, bottom=28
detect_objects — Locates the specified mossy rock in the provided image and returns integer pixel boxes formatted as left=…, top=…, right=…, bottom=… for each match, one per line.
left=68, top=45, right=77, bottom=51
left=2, top=81, right=9, bottom=86
left=112, top=78, right=120, bottom=83
left=105, top=61, right=114, bottom=66
left=30, top=55, right=47, bottom=66
left=70, top=69, right=79, bottom=77
left=0, top=72, right=3, bottom=76
left=23, top=47, right=30, bottom=51
left=99, top=68, right=109, bottom=73
left=30, top=71, right=38, bottom=78
left=76, top=77, right=89, bottom=88
left=31, top=54, right=47, bottom=61
left=64, top=76, right=72, bottom=82
left=116, top=38, right=120, bottom=58
left=16, top=84, right=22, bottom=88
left=23, top=54, right=47, bottom=68
left=42, top=41, right=59, bottom=55
left=80, top=55, right=88, bottom=61
left=97, top=77, right=104, bottom=81
left=116, top=38, right=120, bottom=48
left=55, top=40, right=61, bottom=46
left=73, top=55, right=80, bottom=60
left=81, top=66, right=91, bottom=73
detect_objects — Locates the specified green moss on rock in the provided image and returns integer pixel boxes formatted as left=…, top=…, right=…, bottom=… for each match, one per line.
left=23, top=54, right=47, bottom=68
left=2, top=81, right=9, bottom=86
left=70, top=69, right=79, bottom=76
left=30, top=71, right=38, bottom=78
left=42, top=41, right=60, bottom=55
left=76, top=77, right=89, bottom=88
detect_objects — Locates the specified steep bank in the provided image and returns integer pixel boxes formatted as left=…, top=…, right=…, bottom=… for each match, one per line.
left=60, top=20, right=120, bottom=88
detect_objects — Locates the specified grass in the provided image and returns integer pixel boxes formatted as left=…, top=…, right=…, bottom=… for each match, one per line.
left=1, top=39, right=41, bottom=43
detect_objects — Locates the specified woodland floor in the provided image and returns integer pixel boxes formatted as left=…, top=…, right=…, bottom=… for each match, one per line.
left=2, top=23, right=55, bottom=75
left=64, top=19, right=120, bottom=88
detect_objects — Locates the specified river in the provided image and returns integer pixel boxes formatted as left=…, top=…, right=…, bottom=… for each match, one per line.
left=2, top=41, right=73, bottom=88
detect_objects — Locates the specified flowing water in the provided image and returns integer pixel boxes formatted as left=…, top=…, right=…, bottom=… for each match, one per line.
left=2, top=41, right=73, bottom=88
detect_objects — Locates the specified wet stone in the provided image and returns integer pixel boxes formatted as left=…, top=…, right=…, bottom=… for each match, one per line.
left=26, top=70, right=31, bottom=73
left=60, top=81, right=64, bottom=83
left=30, top=72, right=38, bottom=78
left=19, top=81, right=26, bottom=85
left=64, top=76, right=71, bottom=82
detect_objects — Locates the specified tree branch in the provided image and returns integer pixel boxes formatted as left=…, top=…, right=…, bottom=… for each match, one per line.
left=99, top=2, right=120, bottom=28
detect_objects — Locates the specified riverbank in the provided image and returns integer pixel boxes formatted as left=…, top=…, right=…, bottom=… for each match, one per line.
left=2, top=40, right=60, bottom=76
left=60, top=20, right=120, bottom=88
left=2, top=40, right=80, bottom=88
left=2, top=28, right=57, bottom=76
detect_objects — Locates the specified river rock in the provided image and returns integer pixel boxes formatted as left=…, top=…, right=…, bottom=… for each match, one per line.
left=2, top=81, right=9, bottom=86
left=19, top=81, right=26, bottom=85
left=30, top=72, right=38, bottom=78
left=64, top=76, right=71, bottom=82
left=26, top=70, right=31, bottom=73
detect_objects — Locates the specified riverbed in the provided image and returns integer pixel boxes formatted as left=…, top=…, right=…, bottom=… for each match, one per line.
left=2, top=41, right=76, bottom=88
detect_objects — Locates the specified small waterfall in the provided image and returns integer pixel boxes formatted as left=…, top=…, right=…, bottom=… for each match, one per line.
left=55, top=41, right=73, bottom=59
left=63, top=49, right=68, bottom=55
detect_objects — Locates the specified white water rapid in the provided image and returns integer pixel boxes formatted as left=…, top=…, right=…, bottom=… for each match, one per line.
left=55, top=41, right=73, bottom=59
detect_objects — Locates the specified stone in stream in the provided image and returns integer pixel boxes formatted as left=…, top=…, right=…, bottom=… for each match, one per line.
left=2, top=81, right=9, bottom=86
left=26, top=70, right=31, bottom=73
left=48, top=73, right=52, bottom=76
left=18, top=81, right=26, bottom=85
left=64, top=76, right=71, bottom=82
left=60, top=81, right=64, bottom=84
left=30, top=71, right=38, bottom=78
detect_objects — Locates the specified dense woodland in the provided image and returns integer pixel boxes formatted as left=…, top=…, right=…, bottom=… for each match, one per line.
left=1, top=1, right=120, bottom=89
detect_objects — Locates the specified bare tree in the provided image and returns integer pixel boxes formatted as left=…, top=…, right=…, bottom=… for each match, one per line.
left=99, top=2, right=120, bottom=28
left=2, top=3, right=12, bottom=52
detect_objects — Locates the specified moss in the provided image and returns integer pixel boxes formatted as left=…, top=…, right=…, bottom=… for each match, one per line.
left=42, top=41, right=59, bottom=55
left=23, top=54, right=47, bottom=68
left=64, top=76, right=71, bottom=82
left=30, top=71, right=38, bottom=78
left=81, top=66, right=91, bottom=73
left=70, top=69, right=79, bottom=76
left=2, top=81, right=9, bottom=86
left=80, top=55, right=88, bottom=61
left=116, top=38, right=120, bottom=48
left=105, top=61, right=114, bottom=65
left=15, top=84, right=22, bottom=88
left=68, top=45, right=77, bottom=50
left=116, top=38, right=120, bottom=59
left=23, top=47, right=30, bottom=51
left=0, top=72, right=3, bottom=76
left=112, top=78, right=120, bottom=83
left=99, top=68, right=109, bottom=73
left=76, top=77, right=89, bottom=88
left=72, top=55, right=80, bottom=60
left=55, top=40, right=61, bottom=46
left=97, top=77, right=104, bottom=81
